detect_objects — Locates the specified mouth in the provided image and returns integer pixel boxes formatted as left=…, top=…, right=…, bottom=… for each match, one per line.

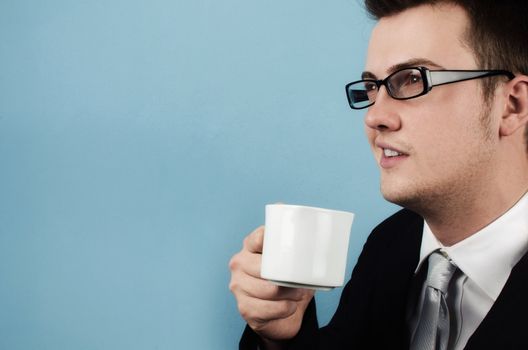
left=382, top=148, right=404, bottom=158
left=376, top=143, right=409, bottom=168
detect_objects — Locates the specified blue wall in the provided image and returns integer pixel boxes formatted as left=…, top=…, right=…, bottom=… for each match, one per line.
left=0, top=1, right=399, bottom=349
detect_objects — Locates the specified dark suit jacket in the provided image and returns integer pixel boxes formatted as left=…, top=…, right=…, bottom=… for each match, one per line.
left=240, top=209, right=528, bottom=349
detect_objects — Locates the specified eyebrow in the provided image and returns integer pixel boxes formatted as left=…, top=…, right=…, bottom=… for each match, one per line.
left=361, top=58, right=446, bottom=80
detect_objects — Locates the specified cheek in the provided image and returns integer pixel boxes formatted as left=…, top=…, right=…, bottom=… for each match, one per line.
left=413, top=112, right=482, bottom=173
left=427, top=82, right=482, bottom=117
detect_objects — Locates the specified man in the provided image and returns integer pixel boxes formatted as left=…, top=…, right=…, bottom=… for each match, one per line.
left=229, top=0, right=528, bottom=349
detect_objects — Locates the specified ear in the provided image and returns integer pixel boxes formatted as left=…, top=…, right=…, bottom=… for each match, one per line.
left=500, top=75, right=528, bottom=137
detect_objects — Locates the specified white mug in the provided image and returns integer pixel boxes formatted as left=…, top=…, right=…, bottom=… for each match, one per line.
left=261, top=204, right=354, bottom=290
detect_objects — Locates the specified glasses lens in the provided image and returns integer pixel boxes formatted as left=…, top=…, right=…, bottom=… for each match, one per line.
left=347, top=81, right=377, bottom=109
left=387, top=68, right=424, bottom=99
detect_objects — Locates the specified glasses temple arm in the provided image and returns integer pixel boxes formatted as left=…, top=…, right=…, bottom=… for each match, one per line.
left=429, top=70, right=514, bottom=87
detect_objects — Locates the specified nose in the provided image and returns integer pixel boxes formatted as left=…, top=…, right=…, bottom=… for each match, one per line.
left=364, top=87, right=402, bottom=132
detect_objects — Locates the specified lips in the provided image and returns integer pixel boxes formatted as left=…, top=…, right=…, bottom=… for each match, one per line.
left=376, top=142, right=407, bottom=156
left=376, top=142, right=409, bottom=168
left=383, top=148, right=403, bottom=157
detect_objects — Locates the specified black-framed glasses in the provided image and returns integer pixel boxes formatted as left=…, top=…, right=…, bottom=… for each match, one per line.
left=345, top=66, right=515, bottom=110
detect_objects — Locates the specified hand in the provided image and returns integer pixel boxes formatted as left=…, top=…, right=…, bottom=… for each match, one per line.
left=229, top=226, right=315, bottom=344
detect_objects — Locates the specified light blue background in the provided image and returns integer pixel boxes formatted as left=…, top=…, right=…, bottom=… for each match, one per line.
left=0, top=1, right=399, bottom=349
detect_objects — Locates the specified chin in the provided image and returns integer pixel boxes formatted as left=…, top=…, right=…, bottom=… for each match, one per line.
left=380, top=182, right=431, bottom=213
left=381, top=181, right=455, bottom=218
left=380, top=177, right=411, bottom=202
left=381, top=189, right=411, bottom=207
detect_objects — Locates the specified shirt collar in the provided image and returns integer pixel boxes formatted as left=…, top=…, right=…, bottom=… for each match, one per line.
left=415, top=191, right=528, bottom=301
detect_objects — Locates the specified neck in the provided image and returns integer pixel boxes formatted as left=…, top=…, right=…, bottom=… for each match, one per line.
left=419, top=135, right=528, bottom=246
left=423, top=183, right=528, bottom=247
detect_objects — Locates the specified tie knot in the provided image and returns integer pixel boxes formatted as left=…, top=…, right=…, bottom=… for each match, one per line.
left=425, top=251, right=457, bottom=293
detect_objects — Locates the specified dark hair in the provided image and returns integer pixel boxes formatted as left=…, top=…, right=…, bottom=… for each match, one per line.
left=365, top=0, right=528, bottom=148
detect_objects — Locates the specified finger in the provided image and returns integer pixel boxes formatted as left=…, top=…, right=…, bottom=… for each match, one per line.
left=238, top=295, right=298, bottom=324
left=239, top=249, right=261, bottom=278
left=244, top=226, right=265, bottom=254
left=230, top=252, right=306, bottom=302
left=237, top=273, right=307, bottom=302
left=229, top=246, right=261, bottom=278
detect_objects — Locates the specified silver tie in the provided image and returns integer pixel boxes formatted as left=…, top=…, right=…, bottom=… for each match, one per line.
left=410, top=251, right=457, bottom=350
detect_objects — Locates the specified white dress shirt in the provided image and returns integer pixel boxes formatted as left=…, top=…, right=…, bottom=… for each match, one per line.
left=411, top=191, right=528, bottom=350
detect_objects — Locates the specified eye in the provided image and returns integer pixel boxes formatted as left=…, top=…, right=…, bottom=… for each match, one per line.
left=405, top=71, right=422, bottom=85
left=387, top=68, right=425, bottom=98
left=390, top=69, right=422, bottom=87
left=363, top=81, right=378, bottom=91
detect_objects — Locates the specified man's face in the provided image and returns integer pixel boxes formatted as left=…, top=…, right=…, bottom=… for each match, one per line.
left=364, top=4, right=501, bottom=213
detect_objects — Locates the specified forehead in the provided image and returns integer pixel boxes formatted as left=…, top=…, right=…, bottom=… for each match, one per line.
left=365, top=4, right=477, bottom=76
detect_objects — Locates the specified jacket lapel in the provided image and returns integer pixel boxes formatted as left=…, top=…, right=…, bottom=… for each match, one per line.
left=367, top=210, right=424, bottom=347
left=464, top=250, right=528, bottom=349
